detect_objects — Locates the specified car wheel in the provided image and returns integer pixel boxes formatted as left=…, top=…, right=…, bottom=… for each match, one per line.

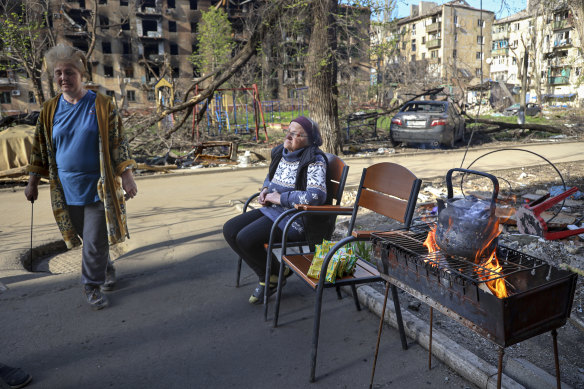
left=388, top=130, right=400, bottom=147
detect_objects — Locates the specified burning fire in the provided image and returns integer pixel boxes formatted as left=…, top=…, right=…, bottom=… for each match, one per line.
left=424, top=226, right=509, bottom=298
left=423, top=226, right=438, bottom=253
left=479, top=250, right=508, bottom=298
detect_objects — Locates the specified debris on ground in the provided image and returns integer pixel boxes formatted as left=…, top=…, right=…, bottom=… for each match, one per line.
left=333, top=161, right=584, bottom=388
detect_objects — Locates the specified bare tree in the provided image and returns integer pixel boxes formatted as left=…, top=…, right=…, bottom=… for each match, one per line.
left=0, top=0, right=53, bottom=105
left=307, top=0, right=342, bottom=154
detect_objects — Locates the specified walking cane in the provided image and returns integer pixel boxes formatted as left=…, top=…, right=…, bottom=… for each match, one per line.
left=29, top=199, right=34, bottom=272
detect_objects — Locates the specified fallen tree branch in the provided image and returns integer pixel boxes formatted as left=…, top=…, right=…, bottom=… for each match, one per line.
left=464, top=116, right=567, bottom=134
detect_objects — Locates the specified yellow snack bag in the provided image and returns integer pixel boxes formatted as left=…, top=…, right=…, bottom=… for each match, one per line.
left=325, top=254, right=341, bottom=283
left=307, top=240, right=335, bottom=279
left=336, top=246, right=354, bottom=278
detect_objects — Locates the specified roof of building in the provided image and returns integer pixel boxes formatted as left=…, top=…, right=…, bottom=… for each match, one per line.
left=397, top=0, right=494, bottom=25
left=494, top=9, right=530, bottom=24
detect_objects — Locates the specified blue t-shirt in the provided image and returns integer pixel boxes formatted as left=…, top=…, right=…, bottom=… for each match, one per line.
left=52, top=91, right=100, bottom=205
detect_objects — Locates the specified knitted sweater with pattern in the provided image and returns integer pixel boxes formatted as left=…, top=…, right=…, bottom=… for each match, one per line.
left=260, top=147, right=327, bottom=235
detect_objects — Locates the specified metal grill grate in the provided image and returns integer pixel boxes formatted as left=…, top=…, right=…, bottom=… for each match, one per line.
left=371, top=223, right=549, bottom=286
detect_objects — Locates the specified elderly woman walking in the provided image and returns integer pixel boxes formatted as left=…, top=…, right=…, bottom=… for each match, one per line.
left=24, top=44, right=137, bottom=310
left=223, top=116, right=329, bottom=304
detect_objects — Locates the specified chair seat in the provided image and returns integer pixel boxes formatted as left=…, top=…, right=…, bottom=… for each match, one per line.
left=282, top=253, right=380, bottom=289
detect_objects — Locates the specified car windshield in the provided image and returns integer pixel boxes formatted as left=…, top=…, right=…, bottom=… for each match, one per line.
left=402, top=103, right=445, bottom=113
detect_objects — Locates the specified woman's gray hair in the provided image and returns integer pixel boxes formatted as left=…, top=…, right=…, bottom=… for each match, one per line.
left=45, top=44, right=88, bottom=77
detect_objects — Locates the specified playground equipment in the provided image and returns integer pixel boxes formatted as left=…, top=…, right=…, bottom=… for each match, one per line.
left=192, top=84, right=268, bottom=143
left=291, top=86, right=308, bottom=117
left=155, top=77, right=175, bottom=130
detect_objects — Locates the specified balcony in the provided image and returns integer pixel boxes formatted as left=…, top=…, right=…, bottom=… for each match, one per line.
left=426, top=38, right=441, bottom=49
left=147, top=54, right=165, bottom=62
left=548, top=76, right=570, bottom=85
left=492, top=31, right=509, bottom=41
left=491, top=47, right=509, bottom=56
left=137, top=6, right=162, bottom=15
left=140, top=31, right=162, bottom=39
left=426, top=22, right=441, bottom=33
left=553, top=38, right=572, bottom=48
left=553, top=19, right=572, bottom=30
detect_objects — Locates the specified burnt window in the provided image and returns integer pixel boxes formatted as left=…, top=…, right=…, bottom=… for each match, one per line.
left=170, top=43, right=179, bottom=55
left=127, top=90, right=136, bottom=102
left=190, top=22, right=198, bottom=33
left=99, top=15, right=109, bottom=29
left=172, top=66, right=179, bottom=77
left=169, top=21, right=177, bottom=32
left=28, top=91, right=36, bottom=103
left=72, top=41, right=89, bottom=52
left=98, top=0, right=107, bottom=4
left=103, top=65, right=114, bottom=77
left=190, top=0, right=197, bottom=10
left=142, top=19, right=158, bottom=36
left=106, top=90, right=115, bottom=97
left=120, top=0, right=128, bottom=5
left=124, top=66, right=134, bottom=78
left=122, top=41, right=131, bottom=54
left=0, top=92, right=11, bottom=104
left=167, top=0, right=175, bottom=8
left=102, top=41, right=111, bottom=54
left=121, top=20, right=130, bottom=30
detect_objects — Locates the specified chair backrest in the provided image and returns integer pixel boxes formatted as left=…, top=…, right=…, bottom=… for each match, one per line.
left=348, top=162, right=422, bottom=234
left=324, top=153, right=349, bottom=206
left=302, top=153, right=349, bottom=244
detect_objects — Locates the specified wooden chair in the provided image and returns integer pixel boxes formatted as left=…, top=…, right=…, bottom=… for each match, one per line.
left=234, top=154, right=349, bottom=302
left=262, top=153, right=349, bottom=320
left=273, top=162, right=422, bottom=382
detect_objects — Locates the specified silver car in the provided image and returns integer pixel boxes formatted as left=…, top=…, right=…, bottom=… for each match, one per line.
left=389, top=100, right=465, bottom=147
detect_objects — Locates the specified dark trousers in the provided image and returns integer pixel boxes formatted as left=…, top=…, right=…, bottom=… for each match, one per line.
left=68, top=201, right=113, bottom=285
left=223, top=209, right=302, bottom=281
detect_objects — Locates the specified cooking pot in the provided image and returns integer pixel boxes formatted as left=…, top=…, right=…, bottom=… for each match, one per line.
left=435, top=168, right=500, bottom=260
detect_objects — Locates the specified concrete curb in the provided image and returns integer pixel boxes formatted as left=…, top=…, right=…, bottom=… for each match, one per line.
left=355, top=285, right=575, bottom=389
left=355, top=285, right=524, bottom=389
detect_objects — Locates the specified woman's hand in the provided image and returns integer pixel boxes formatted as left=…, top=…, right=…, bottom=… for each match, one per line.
left=264, top=191, right=281, bottom=205
left=258, top=187, right=269, bottom=206
left=122, top=169, right=138, bottom=199
left=24, top=175, right=40, bottom=202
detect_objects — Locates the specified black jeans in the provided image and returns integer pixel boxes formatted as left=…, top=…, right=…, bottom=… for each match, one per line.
left=223, top=209, right=302, bottom=281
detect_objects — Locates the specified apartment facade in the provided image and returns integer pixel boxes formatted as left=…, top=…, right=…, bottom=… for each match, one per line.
left=393, top=0, right=494, bottom=85
left=491, top=3, right=583, bottom=107
left=1, top=0, right=371, bottom=116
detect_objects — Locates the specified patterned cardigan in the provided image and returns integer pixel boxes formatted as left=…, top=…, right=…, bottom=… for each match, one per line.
left=27, top=92, right=136, bottom=248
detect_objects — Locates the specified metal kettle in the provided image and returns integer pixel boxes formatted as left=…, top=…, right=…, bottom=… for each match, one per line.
left=435, top=168, right=500, bottom=260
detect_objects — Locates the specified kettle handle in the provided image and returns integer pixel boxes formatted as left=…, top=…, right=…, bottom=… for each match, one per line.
left=445, top=168, right=499, bottom=205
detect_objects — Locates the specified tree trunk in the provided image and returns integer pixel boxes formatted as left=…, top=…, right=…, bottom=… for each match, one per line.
left=518, top=46, right=529, bottom=124
left=31, top=69, right=45, bottom=105
left=307, top=0, right=342, bottom=155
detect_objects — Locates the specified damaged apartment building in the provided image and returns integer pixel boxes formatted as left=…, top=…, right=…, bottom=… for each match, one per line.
left=387, top=0, right=495, bottom=92
left=0, top=0, right=371, bottom=115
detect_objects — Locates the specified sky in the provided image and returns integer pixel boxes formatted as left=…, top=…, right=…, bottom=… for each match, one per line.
left=394, top=0, right=528, bottom=19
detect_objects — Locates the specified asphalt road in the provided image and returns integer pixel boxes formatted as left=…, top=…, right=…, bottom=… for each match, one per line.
left=1, top=140, right=582, bottom=388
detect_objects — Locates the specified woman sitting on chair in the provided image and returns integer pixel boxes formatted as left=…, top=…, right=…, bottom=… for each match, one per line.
left=223, top=116, right=328, bottom=304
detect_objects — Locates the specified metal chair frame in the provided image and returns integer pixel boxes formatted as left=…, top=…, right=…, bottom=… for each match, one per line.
left=274, top=162, right=422, bottom=382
